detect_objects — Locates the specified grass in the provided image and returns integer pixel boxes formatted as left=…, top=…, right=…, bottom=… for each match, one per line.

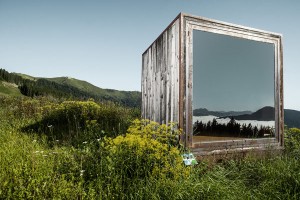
left=0, top=81, right=22, bottom=97
left=1, top=96, right=300, bottom=199
left=14, top=73, right=37, bottom=81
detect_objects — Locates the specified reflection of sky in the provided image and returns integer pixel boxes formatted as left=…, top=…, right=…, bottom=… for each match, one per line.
left=193, top=30, right=275, bottom=112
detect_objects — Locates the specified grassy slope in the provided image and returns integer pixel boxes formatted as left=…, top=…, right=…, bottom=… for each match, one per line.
left=14, top=73, right=37, bottom=81
left=0, top=81, right=22, bottom=97
left=46, top=77, right=120, bottom=95
left=46, top=77, right=139, bottom=96
left=45, top=76, right=141, bottom=106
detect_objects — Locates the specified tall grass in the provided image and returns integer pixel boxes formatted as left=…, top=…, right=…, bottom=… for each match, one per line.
left=0, top=115, right=85, bottom=198
left=1, top=96, right=300, bottom=199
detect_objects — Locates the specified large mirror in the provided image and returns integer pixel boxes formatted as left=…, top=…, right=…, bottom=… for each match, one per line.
left=192, top=30, right=275, bottom=142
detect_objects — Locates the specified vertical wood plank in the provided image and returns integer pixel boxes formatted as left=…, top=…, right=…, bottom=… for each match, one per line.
left=141, top=18, right=180, bottom=127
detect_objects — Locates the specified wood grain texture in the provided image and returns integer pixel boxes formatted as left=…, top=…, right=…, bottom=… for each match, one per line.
left=142, top=18, right=180, bottom=126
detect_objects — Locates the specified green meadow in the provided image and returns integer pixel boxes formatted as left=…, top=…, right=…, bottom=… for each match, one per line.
left=1, top=96, right=300, bottom=199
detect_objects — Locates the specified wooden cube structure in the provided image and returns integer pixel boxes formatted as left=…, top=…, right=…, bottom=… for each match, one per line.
left=142, top=13, right=283, bottom=155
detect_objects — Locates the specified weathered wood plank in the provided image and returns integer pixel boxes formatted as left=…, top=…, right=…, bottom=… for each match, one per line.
left=141, top=18, right=180, bottom=126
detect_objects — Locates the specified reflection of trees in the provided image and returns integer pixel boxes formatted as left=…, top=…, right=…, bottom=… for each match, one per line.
left=194, top=117, right=274, bottom=138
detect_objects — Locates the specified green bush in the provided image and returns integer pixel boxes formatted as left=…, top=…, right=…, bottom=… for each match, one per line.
left=22, top=100, right=139, bottom=146
left=285, top=128, right=300, bottom=157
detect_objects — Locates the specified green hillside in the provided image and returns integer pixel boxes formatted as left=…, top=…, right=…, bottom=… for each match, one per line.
left=45, top=76, right=141, bottom=107
left=46, top=77, right=95, bottom=91
left=0, top=68, right=141, bottom=108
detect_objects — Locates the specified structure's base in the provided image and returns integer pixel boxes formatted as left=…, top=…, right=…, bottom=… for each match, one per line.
left=191, top=145, right=283, bottom=162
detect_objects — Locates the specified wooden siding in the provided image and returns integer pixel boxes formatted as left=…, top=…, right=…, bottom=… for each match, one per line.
left=142, top=18, right=180, bottom=125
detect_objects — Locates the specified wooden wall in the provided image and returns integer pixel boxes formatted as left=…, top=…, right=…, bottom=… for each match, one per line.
left=141, top=18, right=180, bottom=125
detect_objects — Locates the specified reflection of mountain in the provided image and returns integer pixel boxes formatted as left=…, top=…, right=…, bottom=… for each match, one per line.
left=232, top=106, right=275, bottom=121
left=194, top=106, right=275, bottom=121
left=194, top=107, right=300, bottom=129
left=193, top=108, right=252, bottom=117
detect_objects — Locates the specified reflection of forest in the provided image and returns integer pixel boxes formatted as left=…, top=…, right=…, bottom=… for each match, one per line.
left=193, top=117, right=274, bottom=138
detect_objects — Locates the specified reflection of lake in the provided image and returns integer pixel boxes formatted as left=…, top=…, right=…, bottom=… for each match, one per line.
left=193, top=115, right=275, bottom=128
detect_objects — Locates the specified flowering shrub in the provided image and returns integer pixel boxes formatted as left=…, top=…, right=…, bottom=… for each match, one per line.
left=127, top=119, right=181, bottom=148
left=102, top=119, right=187, bottom=183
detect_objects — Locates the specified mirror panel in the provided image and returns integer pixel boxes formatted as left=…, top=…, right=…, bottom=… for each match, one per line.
left=192, top=30, right=275, bottom=142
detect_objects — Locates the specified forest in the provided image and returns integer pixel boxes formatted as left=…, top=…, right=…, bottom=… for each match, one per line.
left=194, top=118, right=274, bottom=138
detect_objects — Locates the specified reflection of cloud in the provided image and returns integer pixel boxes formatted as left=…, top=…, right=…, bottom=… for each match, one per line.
left=193, top=115, right=275, bottom=128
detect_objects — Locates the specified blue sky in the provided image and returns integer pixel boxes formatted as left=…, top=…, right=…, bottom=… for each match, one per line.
left=0, top=0, right=299, bottom=110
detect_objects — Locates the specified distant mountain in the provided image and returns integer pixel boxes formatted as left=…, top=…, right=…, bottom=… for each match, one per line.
left=284, top=109, right=300, bottom=128
left=193, top=108, right=252, bottom=117
left=0, top=68, right=141, bottom=108
left=194, top=106, right=274, bottom=121
left=232, top=106, right=275, bottom=121
left=234, top=107, right=300, bottom=128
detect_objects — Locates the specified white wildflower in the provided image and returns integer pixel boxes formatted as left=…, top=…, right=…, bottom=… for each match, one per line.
left=80, top=170, right=85, bottom=176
